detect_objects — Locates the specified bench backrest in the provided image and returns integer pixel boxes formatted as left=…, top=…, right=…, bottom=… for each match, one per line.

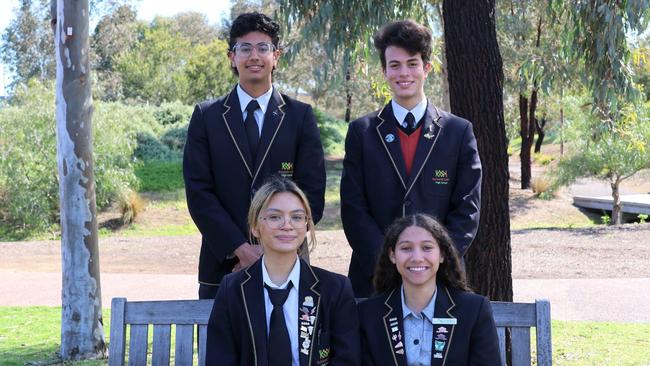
left=492, top=299, right=552, bottom=366
left=109, top=297, right=551, bottom=366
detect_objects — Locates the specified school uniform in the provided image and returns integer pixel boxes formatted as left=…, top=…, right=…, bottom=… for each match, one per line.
left=340, top=101, right=482, bottom=296
left=206, top=257, right=361, bottom=366
left=358, top=285, right=500, bottom=366
left=183, top=86, right=326, bottom=297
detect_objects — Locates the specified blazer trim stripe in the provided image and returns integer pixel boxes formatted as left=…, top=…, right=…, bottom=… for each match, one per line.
left=376, top=107, right=407, bottom=190
left=251, top=93, right=286, bottom=186
left=382, top=288, right=400, bottom=366
left=306, top=263, right=322, bottom=361
left=221, top=90, right=253, bottom=177
left=403, top=106, right=443, bottom=199
left=240, top=269, right=258, bottom=366
left=441, top=286, right=457, bottom=365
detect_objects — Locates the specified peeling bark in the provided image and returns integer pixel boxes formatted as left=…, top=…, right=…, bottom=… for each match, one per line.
left=53, top=0, right=106, bottom=360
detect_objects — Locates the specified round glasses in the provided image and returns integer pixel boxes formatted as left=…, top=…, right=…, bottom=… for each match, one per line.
left=232, top=42, right=276, bottom=57
left=260, top=213, right=308, bottom=229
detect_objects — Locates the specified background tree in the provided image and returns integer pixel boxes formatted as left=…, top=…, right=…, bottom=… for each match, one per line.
left=1, top=0, right=56, bottom=87
left=278, top=0, right=511, bottom=299
left=51, top=0, right=106, bottom=360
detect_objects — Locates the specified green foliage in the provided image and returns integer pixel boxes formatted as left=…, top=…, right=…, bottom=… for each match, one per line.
left=153, top=101, right=193, bottom=126
left=533, top=152, right=554, bottom=166
left=133, top=132, right=180, bottom=162
left=160, top=124, right=189, bottom=152
left=314, top=108, right=347, bottom=157
left=184, top=39, right=236, bottom=104
left=639, top=214, right=649, bottom=224
left=135, top=161, right=184, bottom=192
left=601, top=214, right=612, bottom=225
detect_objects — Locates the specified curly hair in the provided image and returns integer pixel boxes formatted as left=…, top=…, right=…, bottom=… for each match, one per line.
left=228, top=12, right=280, bottom=75
left=373, top=214, right=470, bottom=294
left=247, top=176, right=316, bottom=254
left=373, top=19, right=433, bottom=70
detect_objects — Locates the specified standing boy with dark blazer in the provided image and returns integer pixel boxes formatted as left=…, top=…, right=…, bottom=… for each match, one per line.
left=184, top=12, right=326, bottom=299
left=340, top=20, right=482, bottom=297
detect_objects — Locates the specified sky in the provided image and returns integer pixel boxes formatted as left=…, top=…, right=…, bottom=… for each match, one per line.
left=0, top=0, right=232, bottom=96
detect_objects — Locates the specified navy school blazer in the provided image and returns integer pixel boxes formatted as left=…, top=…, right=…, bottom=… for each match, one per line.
left=183, top=87, right=326, bottom=286
left=358, top=285, right=501, bottom=366
left=340, top=102, right=481, bottom=296
left=206, top=258, right=361, bottom=366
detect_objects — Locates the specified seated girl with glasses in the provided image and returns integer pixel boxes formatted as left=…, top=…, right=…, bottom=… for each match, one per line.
left=206, top=176, right=361, bottom=366
left=358, top=214, right=500, bottom=366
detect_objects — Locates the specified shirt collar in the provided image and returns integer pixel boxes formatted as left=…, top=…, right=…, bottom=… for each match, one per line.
left=391, top=98, right=428, bottom=128
left=262, top=255, right=301, bottom=289
left=237, top=84, right=273, bottom=115
left=401, top=284, right=437, bottom=322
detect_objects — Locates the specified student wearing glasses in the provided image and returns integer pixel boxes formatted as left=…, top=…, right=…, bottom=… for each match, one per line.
left=183, top=12, right=326, bottom=299
left=206, top=177, right=361, bottom=366
left=358, top=214, right=500, bottom=366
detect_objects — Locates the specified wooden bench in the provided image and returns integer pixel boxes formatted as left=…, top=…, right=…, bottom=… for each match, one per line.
left=109, top=297, right=551, bottom=365
left=492, top=299, right=552, bottom=366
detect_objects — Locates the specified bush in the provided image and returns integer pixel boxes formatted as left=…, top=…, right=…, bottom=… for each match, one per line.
left=314, top=108, right=347, bottom=157
left=118, top=189, right=146, bottom=224
left=153, top=101, right=192, bottom=125
left=133, top=131, right=180, bottom=161
left=160, top=124, right=188, bottom=152
left=534, top=152, right=554, bottom=166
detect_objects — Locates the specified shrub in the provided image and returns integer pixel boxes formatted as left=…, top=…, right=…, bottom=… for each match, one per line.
left=533, top=152, right=554, bottom=166
left=160, top=124, right=188, bottom=152
left=314, top=108, right=346, bottom=157
left=135, top=160, right=184, bottom=192
left=118, top=189, right=146, bottom=224
left=531, top=176, right=552, bottom=196
left=133, top=132, right=180, bottom=161
left=153, top=101, right=192, bottom=125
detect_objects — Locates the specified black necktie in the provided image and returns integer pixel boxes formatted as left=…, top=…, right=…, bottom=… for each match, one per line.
left=405, top=112, right=416, bottom=134
left=245, top=100, right=260, bottom=158
left=265, top=281, right=293, bottom=365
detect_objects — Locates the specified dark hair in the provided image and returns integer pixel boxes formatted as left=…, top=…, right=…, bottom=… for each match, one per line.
left=228, top=12, right=280, bottom=75
left=373, top=214, right=470, bottom=294
left=373, top=20, right=433, bottom=70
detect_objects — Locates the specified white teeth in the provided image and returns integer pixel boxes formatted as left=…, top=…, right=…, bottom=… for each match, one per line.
left=409, top=267, right=427, bottom=272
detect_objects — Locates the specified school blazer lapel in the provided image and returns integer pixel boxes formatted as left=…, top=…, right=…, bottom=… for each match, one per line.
left=221, top=88, right=254, bottom=177
left=298, top=260, right=321, bottom=366
left=252, top=88, right=285, bottom=186
left=431, top=286, right=457, bottom=366
left=404, top=103, right=443, bottom=197
left=375, top=103, right=408, bottom=190
left=381, top=289, right=407, bottom=366
left=240, top=261, right=269, bottom=366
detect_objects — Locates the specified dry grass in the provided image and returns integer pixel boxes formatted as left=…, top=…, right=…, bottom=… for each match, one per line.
left=118, top=189, right=146, bottom=224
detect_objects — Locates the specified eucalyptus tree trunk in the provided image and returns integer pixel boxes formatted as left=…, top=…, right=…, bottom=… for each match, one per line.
left=443, top=0, right=512, bottom=302
left=611, top=177, right=622, bottom=225
left=51, top=0, right=106, bottom=360
left=434, top=2, right=451, bottom=111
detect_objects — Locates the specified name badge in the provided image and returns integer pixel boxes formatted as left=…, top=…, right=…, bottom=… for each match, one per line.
left=433, top=318, right=457, bottom=325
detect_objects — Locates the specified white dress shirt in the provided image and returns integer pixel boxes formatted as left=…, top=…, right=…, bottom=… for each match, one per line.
left=262, top=255, right=301, bottom=366
left=392, top=98, right=428, bottom=129
left=237, top=84, right=273, bottom=135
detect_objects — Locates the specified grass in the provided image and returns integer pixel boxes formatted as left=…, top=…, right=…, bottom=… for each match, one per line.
left=135, top=160, right=184, bottom=192
left=2, top=307, right=650, bottom=365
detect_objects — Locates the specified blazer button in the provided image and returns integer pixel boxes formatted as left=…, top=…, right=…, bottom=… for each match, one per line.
left=404, top=200, right=412, bottom=207
left=251, top=188, right=257, bottom=197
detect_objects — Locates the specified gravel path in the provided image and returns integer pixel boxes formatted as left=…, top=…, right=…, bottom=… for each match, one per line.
left=2, top=226, right=650, bottom=321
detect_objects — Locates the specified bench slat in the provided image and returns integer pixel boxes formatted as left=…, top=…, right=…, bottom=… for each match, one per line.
left=536, top=300, right=553, bottom=366
left=174, top=324, right=194, bottom=365
left=109, top=298, right=127, bottom=366
left=125, top=300, right=214, bottom=324
left=497, top=327, right=506, bottom=366
left=128, top=324, right=149, bottom=366
left=511, top=327, right=531, bottom=366
left=198, top=324, right=208, bottom=365
left=152, top=324, right=171, bottom=366
left=491, top=302, right=536, bottom=326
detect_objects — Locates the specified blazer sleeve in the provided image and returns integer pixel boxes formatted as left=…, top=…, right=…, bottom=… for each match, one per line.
left=206, top=277, right=239, bottom=366
left=293, top=104, right=326, bottom=224
left=329, top=277, right=361, bottom=365
left=183, top=104, right=248, bottom=260
left=468, top=297, right=501, bottom=366
left=340, top=122, right=386, bottom=276
left=445, top=122, right=482, bottom=256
